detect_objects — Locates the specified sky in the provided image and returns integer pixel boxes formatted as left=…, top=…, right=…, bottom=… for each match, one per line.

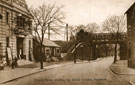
left=25, top=0, right=135, bottom=40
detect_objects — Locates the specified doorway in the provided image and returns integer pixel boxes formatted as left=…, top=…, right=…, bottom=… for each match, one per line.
left=29, top=40, right=32, bottom=61
left=17, top=37, right=24, bottom=59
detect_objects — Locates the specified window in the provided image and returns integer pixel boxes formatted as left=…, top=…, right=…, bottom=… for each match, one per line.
left=46, top=49, right=49, bottom=51
left=6, top=12, right=9, bottom=24
left=46, top=49, right=50, bottom=55
left=28, top=19, right=32, bottom=30
left=6, top=37, right=9, bottom=47
left=57, top=49, right=60, bottom=53
left=20, top=17, right=25, bottom=28
left=17, top=16, right=20, bottom=27
left=16, top=16, right=25, bottom=28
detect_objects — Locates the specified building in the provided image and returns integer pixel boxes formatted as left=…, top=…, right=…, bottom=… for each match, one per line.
left=125, top=2, right=135, bottom=68
left=0, top=0, right=33, bottom=65
left=33, top=38, right=61, bottom=62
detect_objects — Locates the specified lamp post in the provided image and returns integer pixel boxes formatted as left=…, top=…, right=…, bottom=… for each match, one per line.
left=106, top=43, right=109, bottom=57
left=80, top=43, right=84, bottom=62
left=74, top=42, right=77, bottom=64
left=89, top=34, right=92, bottom=62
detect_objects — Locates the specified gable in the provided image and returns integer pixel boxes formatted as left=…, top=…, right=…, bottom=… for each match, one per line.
left=125, top=2, right=135, bottom=14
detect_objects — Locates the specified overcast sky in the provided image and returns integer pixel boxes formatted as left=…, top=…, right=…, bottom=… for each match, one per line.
left=25, top=0, right=134, bottom=40
left=26, top=0, right=134, bottom=26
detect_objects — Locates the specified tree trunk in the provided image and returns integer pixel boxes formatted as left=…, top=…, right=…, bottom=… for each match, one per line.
left=106, top=47, right=108, bottom=57
left=114, top=43, right=117, bottom=63
left=39, top=44, right=44, bottom=69
left=88, top=46, right=91, bottom=62
left=74, top=43, right=76, bottom=63
left=40, top=61, right=43, bottom=69
left=48, top=23, right=50, bottom=40
left=82, top=47, right=83, bottom=62
left=74, top=53, right=76, bottom=63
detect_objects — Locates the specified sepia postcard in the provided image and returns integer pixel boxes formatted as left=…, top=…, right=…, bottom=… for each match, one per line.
left=0, top=0, right=135, bottom=85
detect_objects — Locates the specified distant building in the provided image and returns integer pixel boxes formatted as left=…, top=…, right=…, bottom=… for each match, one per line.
left=0, top=0, right=33, bottom=65
left=66, top=32, right=127, bottom=61
left=33, top=38, right=61, bottom=62
left=125, top=2, right=135, bottom=68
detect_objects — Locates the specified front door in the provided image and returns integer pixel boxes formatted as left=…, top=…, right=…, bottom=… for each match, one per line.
left=17, top=37, right=24, bottom=59
left=51, top=47, right=55, bottom=57
left=29, top=40, right=32, bottom=61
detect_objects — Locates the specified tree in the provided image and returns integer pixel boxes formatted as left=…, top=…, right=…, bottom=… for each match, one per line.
left=86, top=23, right=100, bottom=33
left=69, top=23, right=99, bottom=41
left=76, top=29, right=89, bottom=62
left=68, top=25, right=85, bottom=41
left=68, top=25, right=76, bottom=41
left=102, top=15, right=126, bottom=63
left=74, top=25, right=86, bottom=34
left=85, top=23, right=100, bottom=61
left=76, top=29, right=85, bottom=42
left=30, top=3, right=65, bottom=69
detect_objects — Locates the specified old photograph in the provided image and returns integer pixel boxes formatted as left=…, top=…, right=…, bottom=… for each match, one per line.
left=0, top=0, right=135, bottom=85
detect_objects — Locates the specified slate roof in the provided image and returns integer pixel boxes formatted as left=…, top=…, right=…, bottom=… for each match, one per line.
left=42, top=38, right=61, bottom=47
left=34, top=37, right=61, bottom=48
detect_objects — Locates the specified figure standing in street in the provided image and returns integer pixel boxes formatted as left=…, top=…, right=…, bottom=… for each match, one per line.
left=0, top=58, right=4, bottom=70
left=11, top=57, right=18, bottom=69
left=14, top=57, right=18, bottom=67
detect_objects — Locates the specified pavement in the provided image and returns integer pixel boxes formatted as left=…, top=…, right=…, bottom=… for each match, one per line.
left=0, top=61, right=73, bottom=84
left=2, top=57, right=131, bottom=85
left=0, top=58, right=104, bottom=84
left=110, top=60, right=135, bottom=85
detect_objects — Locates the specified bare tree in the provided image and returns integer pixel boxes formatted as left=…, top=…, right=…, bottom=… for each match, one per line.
left=74, top=25, right=86, bottom=33
left=102, top=15, right=126, bottom=63
left=67, top=25, right=75, bottom=41
left=69, top=23, right=99, bottom=39
left=85, top=23, right=100, bottom=61
left=30, top=3, right=65, bottom=69
left=86, top=23, right=100, bottom=33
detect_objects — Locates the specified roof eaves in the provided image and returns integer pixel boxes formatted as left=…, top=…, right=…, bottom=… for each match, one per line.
left=125, top=2, right=135, bottom=14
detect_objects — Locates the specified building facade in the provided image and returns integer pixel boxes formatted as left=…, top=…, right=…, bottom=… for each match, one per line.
left=0, top=0, right=33, bottom=65
left=33, top=38, right=61, bottom=62
left=125, top=2, right=135, bottom=68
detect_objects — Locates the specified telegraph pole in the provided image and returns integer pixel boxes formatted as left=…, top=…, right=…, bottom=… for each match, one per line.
left=66, top=24, right=68, bottom=41
left=48, top=23, right=50, bottom=40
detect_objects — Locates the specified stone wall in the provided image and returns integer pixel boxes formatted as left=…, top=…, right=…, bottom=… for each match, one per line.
left=0, top=1, right=33, bottom=63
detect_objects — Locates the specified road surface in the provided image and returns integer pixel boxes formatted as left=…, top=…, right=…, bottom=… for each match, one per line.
left=2, top=57, right=130, bottom=85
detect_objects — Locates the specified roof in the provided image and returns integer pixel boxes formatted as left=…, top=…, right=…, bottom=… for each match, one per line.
left=125, top=2, right=135, bottom=14
left=0, top=0, right=32, bottom=18
left=34, top=37, right=61, bottom=48
left=43, top=38, right=61, bottom=47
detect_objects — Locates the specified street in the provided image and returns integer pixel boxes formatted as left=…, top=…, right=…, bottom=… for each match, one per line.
left=2, top=57, right=130, bottom=85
